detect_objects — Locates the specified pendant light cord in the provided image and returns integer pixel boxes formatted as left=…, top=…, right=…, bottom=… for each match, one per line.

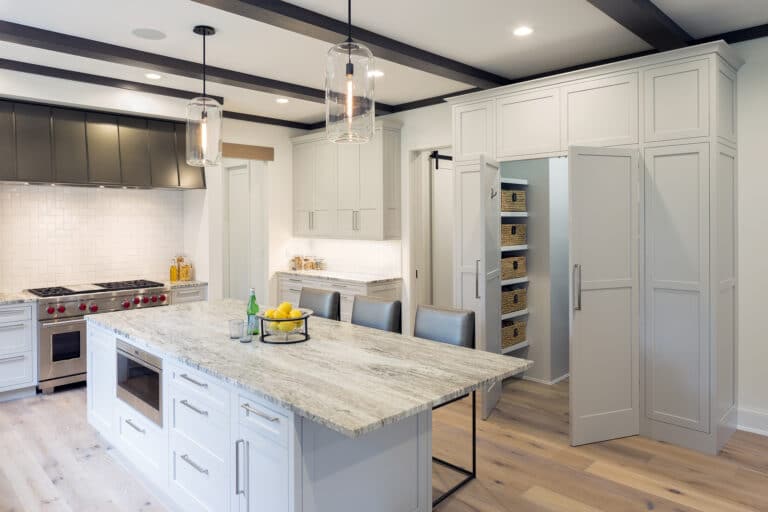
left=347, top=0, right=352, bottom=43
left=202, top=32, right=207, bottom=98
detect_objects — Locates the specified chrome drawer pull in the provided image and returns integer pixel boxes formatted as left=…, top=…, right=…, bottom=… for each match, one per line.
left=288, top=288, right=302, bottom=293
left=241, top=403, right=280, bottom=423
left=125, top=419, right=146, bottom=434
left=180, top=399, right=208, bottom=416
left=181, top=454, right=209, bottom=475
left=180, top=373, right=208, bottom=388
left=0, top=323, right=24, bottom=331
left=0, top=355, right=24, bottom=364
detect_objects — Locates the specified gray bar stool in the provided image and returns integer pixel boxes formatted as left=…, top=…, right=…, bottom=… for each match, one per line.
left=413, top=304, right=476, bottom=508
left=299, top=288, right=340, bottom=321
left=351, top=296, right=402, bottom=333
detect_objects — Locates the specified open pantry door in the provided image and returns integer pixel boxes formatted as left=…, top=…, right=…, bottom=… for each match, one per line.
left=569, top=146, right=641, bottom=446
left=454, top=155, right=501, bottom=419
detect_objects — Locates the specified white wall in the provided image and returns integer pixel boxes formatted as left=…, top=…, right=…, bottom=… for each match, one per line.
left=0, top=183, right=183, bottom=291
left=287, top=238, right=401, bottom=276
left=733, top=37, right=768, bottom=435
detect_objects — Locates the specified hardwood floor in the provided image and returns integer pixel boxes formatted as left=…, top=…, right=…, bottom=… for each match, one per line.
left=1, top=379, right=767, bottom=511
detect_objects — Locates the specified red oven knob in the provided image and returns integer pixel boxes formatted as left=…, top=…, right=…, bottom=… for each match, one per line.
left=142, top=297, right=149, bottom=304
left=46, top=306, right=55, bottom=315
left=79, top=303, right=87, bottom=311
left=133, top=297, right=141, bottom=305
left=89, top=305, right=99, bottom=313
left=159, top=294, right=167, bottom=302
left=122, top=301, right=131, bottom=309
left=151, top=295, right=158, bottom=303
left=57, top=305, right=65, bottom=313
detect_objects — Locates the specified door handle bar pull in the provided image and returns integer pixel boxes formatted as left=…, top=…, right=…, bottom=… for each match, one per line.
left=475, top=259, right=481, bottom=299
left=573, top=264, right=582, bottom=311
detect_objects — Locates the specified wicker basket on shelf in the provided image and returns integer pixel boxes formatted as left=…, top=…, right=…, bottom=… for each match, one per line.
left=501, top=190, right=526, bottom=212
left=502, top=288, right=528, bottom=314
left=502, top=319, right=527, bottom=349
left=501, top=223, right=527, bottom=246
left=501, top=256, right=526, bottom=280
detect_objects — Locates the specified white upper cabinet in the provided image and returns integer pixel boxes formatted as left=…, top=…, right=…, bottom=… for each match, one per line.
left=453, top=100, right=495, bottom=158
left=561, top=73, right=639, bottom=147
left=644, top=59, right=710, bottom=142
left=292, top=120, right=401, bottom=240
left=496, top=88, right=560, bottom=159
left=716, top=61, right=737, bottom=146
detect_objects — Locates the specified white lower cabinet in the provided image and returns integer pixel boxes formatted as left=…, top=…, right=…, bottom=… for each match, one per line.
left=87, top=327, right=115, bottom=433
left=0, top=304, right=35, bottom=395
left=115, top=398, right=168, bottom=485
left=170, top=431, right=228, bottom=512
left=235, top=423, right=290, bottom=512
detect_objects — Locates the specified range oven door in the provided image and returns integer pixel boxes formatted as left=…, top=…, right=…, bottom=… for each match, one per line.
left=116, top=341, right=163, bottom=426
left=38, top=318, right=87, bottom=383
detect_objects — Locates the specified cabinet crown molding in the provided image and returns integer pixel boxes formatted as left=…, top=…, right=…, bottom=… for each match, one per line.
left=290, top=118, right=403, bottom=144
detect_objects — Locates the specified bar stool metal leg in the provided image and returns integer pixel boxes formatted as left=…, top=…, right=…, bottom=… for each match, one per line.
left=431, top=391, right=476, bottom=508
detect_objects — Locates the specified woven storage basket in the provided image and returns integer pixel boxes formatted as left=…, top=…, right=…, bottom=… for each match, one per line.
left=501, top=256, right=526, bottom=280
left=502, top=319, right=527, bottom=349
left=502, top=288, right=527, bottom=314
left=501, top=223, right=527, bottom=246
left=501, top=189, right=526, bottom=212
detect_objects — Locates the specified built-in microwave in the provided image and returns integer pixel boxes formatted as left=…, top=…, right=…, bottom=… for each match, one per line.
left=116, top=339, right=163, bottom=426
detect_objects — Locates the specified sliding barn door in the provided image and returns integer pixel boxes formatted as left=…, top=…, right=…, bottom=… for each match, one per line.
left=454, top=155, right=501, bottom=419
left=569, top=146, right=641, bottom=446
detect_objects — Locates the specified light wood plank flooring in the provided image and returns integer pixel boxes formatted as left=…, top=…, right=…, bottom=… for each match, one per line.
left=1, top=379, right=767, bottom=511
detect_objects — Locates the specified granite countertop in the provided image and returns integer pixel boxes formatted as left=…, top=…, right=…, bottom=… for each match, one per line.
left=165, top=280, right=208, bottom=290
left=0, top=291, right=38, bottom=306
left=276, top=270, right=402, bottom=285
left=86, top=299, right=531, bottom=438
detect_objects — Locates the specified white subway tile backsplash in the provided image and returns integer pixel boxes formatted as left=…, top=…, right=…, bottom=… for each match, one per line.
left=0, top=183, right=184, bottom=292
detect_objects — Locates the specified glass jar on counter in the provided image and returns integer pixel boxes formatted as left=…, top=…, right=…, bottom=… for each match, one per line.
left=180, top=261, right=193, bottom=281
left=169, top=258, right=179, bottom=282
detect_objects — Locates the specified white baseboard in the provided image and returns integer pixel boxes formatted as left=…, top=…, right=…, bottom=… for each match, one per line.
left=738, top=407, right=768, bottom=437
left=522, top=373, right=569, bottom=386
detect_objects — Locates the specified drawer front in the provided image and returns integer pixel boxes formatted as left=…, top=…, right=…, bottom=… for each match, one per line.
left=170, top=384, right=228, bottom=459
left=170, top=431, right=227, bottom=512
left=172, top=287, right=207, bottom=304
left=0, top=320, right=32, bottom=355
left=238, top=395, right=288, bottom=446
left=0, top=352, right=34, bottom=390
left=116, top=401, right=166, bottom=479
left=170, top=364, right=230, bottom=409
left=329, top=281, right=366, bottom=295
left=0, top=306, right=32, bottom=323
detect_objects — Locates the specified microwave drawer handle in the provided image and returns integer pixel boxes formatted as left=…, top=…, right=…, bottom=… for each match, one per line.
left=180, top=454, right=209, bottom=475
left=180, top=399, right=209, bottom=416
left=180, top=373, right=208, bottom=388
left=125, top=419, right=146, bottom=434
left=41, top=318, right=85, bottom=328
left=241, top=403, right=280, bottom=423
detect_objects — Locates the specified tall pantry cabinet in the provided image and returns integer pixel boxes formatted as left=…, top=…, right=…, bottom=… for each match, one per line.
left=448, top=41, right=741, bottom=454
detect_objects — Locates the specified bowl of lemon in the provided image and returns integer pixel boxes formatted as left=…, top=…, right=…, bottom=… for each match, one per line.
left=257, top=302, right=312, bottom=344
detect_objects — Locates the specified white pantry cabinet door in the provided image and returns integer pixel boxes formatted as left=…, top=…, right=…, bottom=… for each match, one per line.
left=562, top=73, right=639, bottom=147
left=453, top=100, right=495, bottom=157
left=569, top=146, right=640, bottom=446
left=644, top=143, right=710, bottom=433
left=496, top=88, right=560, bottom=159
left=235, top=423, right=289, bottom=512
left=87, top=327, right=115, bottom=434
left=644, top=59, right=709, bottom=142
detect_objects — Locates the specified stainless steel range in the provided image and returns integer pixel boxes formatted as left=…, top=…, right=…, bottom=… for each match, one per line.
left=27, top=279, right=170, bottom=393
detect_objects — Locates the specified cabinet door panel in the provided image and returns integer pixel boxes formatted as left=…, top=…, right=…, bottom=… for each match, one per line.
left=717, top=63, right=737, bottom=146
left=453, top=100, right=494, bottom=157
left=497, top=88, right=560, bottom=158
left=337, top=144, right=359, bottom=210
left=175, top=123, right=205, bottom=189
left=356, top=209, right=380, bottom=240
left=336, top=209, right=356, bottom=238
left=313, top=142, right=337, bottom=235
left=148, top=120, right=179, bottom=188
left=86, top=113, right=121, bottom=184
left=118, top=117, right=151, bottom=187
left=52, top=108, right=88, bottom=184
left=293, top=143, right=314, bottom=212
left=358, top=133, right=381, bottom=210
left=645, top=143, right=709, bottom=433
left=15, top=103, right=53, bottom=182
left=562, top=73, right=638, bottom=147
left=645, top=60, right=709, bottom=142
left=0, top=101, right=16, bottom=179
left=238, top=424, right=289, bottom=512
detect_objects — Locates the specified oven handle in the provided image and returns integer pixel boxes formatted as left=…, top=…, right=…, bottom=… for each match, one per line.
left=116, top=347, right=163, bottom=373
left=40, top=318, right=86, bottom=329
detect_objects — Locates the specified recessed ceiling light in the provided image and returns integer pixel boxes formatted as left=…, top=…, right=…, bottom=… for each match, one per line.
left=132, top=28, right=167, bottom=40
left=145, top=72, right=162, bottom=80
left=276, top=98, right=289, bottom=104
left=368, top=70, right=384, bottom=78
left=513, top=26, right=533, bottom=37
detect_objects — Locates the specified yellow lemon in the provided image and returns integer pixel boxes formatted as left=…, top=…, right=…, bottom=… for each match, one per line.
left=289, top=309, right=302, bottom=319
left=278, top=302, right=293, bottom=314
left=278, top=321, right=294, bottom=332
left=269, top=321, right=280, bottom=330
left=274, top=310, right=288, bottom=320
left=264, top=309, right=276, bottom=319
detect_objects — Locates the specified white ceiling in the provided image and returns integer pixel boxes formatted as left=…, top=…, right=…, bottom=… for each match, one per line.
left=0, top=0, right=763, bottom=124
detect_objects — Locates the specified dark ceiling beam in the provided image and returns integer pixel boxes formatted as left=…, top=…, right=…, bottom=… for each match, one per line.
left=222, top=111, right=313, bottom=130
left=695, top=23, right=768, bottom=45
left=191, top=0, right=510, bottom=89
left=586, top=0, right=691, bottom=50
left=0, top=20, right=394, bottom=115
left=0, top=58, right=225, bottom=105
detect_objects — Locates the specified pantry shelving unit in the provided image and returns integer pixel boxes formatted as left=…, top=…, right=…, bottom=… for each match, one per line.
left=500, top=178, right=529, bottom=356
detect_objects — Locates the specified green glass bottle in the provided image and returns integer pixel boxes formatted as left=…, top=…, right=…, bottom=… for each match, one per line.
left=247, top=288, right=260, bottom=335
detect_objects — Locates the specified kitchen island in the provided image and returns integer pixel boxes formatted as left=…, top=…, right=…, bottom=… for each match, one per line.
left=86, top=299, right=531, bottom=512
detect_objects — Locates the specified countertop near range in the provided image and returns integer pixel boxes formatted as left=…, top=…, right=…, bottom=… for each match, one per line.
left=275, top=270, right=401, bottom=285
left=164, top=280, right=208, bottom=290
left=0, top=291, right=38, bottom=306
left=86, top=299, right=531, bottom=438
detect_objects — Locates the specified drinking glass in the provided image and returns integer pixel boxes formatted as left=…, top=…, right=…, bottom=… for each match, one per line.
left=228, top=319, right=244, bottom=339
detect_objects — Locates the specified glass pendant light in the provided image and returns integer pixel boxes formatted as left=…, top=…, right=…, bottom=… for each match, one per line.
left=325, top=0, right=375, bottom=143
left=186, top=25, right=222, bottom=166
